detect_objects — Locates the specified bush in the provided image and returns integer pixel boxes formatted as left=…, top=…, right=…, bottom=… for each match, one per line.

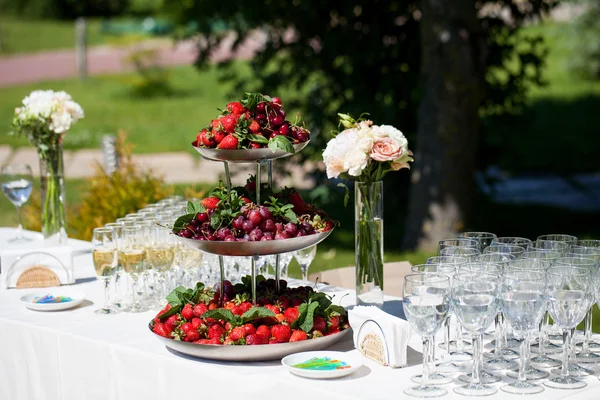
left=0, top=0, right=127, bottom=19
left=568, top=0, right=600, bottom=80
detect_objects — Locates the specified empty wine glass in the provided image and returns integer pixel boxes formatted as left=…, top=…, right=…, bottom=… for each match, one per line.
left=426, top=256, right=468, bottom=267
left=492, top=237, right=532, bottom=248
left=484, top=244, right=525, bottom=258
left=522, top=250, right=561, bottom=261
left=500, top=270, right=547, bottom=394
left=439, top=247, right=480, bottom=260
left=452, top=272, right=500, bottom=396
left=294, top=245, right=317, bottom=282
left=439, top=238, right=479, bottom=252
left=92, top=227, right=119, bottom=314
left=402, top=273, right=451, bottom=398
left=543, top=265, right=593, bottom=390
left=528, top=240, right=569, bottom=255
left=458, top=232, right=497, bottom=252
left=537, top=234, right=578, bottom=243
left=1, top=164, right=33, bottom=242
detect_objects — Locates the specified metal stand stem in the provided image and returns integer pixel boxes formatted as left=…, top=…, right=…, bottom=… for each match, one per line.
left=223, top=161, right=232, bottom=192
left=275, top=254, right=281, bottom=294
left=267, top=160, right=273, bottom=189
left=218, top=255, right=225, bottom=306
left=256, top=161, right=262, bottom=205
left=251, top=254, right=259, bottom=304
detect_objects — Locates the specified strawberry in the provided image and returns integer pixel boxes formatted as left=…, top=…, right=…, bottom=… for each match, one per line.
left=248, top=120, right=261, bottom=133
left=328, top=315, right=340, bottom=330
left=199, top=129, right=216, bottom=148
left=275, top=313, right=286, bottom=323
left=191, top=318, right=204, bottom=330
left=250, top=142, right=262, bottom=149
left=239, top=301, right=253, bottom=314
left=271, top=324, right=292, bottom=343
left=201, top=197, right=220, bottom=209
left=291, top=298, right=304, bottom=307
left=313, top=315, right=326, bottom=333
left=153, top=323, right=171, bottom=338
left=289, top=330, right=308, bottom=342
left=226, top=101, right=246, bottom=116
left=256, top=325, right=271, bottom=339
left=289, top=192, right=308, bottom=214
left=230, top=326, right=247, bottom=342
left=241, top=196, right=251, bottom=204
left=211, top=119, right=221, bottom=130
left=184, top=331, right=200, bottom=342
left=224, top=301, right=236, bottom=311
left=328, top=327, right=340, bottom=335
left=246, top=334, right=261, bottom=345
left=277, top=295, right=290, bottom=310
left=269, top=338, right=279, bottom=344
left=223, top=338, right=235, bottom=346
left=195, top=339, right=210, bottom=345
left=220, top=114, right=237, bottom=133
left=265, top=304, right=281, bottom=315
left=217, top=134, right=239, bottom=150
left=208, top=303, right=217, bottom=310
left=193, top=303, right=208, bottom=318
left=312, top=330, right=324, bottom=338
left=180, top=322, right=193, bottom=335
left=165, top=314, right=180, bottom=331
left=209, top=337, right=222, bottom=345
left=208, top=323, right=226, bottom=340
left=181, top=303, right=194, bottom=321
left=243, top=323, right=256, bottom=336
left=212, top=129, right=226, bottom=144
left=284, top=307, right=299, bottom=324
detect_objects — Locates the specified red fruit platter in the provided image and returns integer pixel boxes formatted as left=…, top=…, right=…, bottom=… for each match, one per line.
left=149, top=324, right=351, bottom=361
left=177, top=229, right=333, bottom=257
left=193, top=140, right=310, bottom=163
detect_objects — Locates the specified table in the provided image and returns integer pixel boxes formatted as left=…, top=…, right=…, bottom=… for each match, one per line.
left=1, top=229, right=599, bottom=400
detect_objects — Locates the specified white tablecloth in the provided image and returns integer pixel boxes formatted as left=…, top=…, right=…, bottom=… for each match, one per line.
left=1, top=229, right=600, bottom=400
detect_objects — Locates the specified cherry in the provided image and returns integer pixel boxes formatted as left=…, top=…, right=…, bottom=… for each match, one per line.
left=274, top=231, right=290, bottom=240
left=274, top=222, right=284, bottom=232
left=224, top=235, right=237, bottom=242
left=182, top=229, right=193, bottom=238
left=249, top=228, right=263, bottom=241
left=248, top=209, right=262, bottom=225
left=284, top=223, right=298, bottom=236
left=278, top=109, right=286, bottom=118
left=272, top=97, right=282, bottom=106
left=255, top=113, right=267, bottom=124
left=278, top=124, right=289, bottom=136
left=263, top=232, right=274, bottom=240
left=296, top=230, right=306, bottom=237
left=236, top=238, right=248, bottom=242
left=260, top=235, right=272, bottom=241
left=256, top=102, right=266, bottom=113
left=270, top=115, right=284, bottom=127
left=196, top=213, right=208, bottom=223
left=258, top=206, right=272, bottom=219
left=260, top=219, right=275, bottom=232
left=297, top=131, right=308, bottom=142
left=242, top=219, right=255, bottom=232
left=216, top=227, right=231, bottom=240
left=232, top=216, right=245, bottom=230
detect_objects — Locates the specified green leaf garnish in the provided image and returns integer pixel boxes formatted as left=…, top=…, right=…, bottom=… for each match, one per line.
left=240, top=307, right=276, bottom=324
left=201, top=309, right=237, bottom=324
left=300, top=302, right=320, bottom=333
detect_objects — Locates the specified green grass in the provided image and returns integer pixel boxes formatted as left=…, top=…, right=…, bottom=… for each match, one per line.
left=0, top=18, right=111, bottom=55
left=0, top=64, right=251, bottom=152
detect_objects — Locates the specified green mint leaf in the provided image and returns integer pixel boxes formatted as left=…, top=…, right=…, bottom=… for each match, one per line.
left=300, top=302, right=320, bottom=333
left=284, top=210, right=298, bottom=223
left=291, top=303, right=309, bottom=329
left=200, top=309, right=238, bottom=324
left=325, top=304, right=347, bottom=317
left=158, top=305, right=182, bottom=321
left=187, top=201, right=205, bottom=215
left=173, top=213, right=195, bottom=233
left=240, top=307, right=276, bottom=324
left=210, top=212, right=222, bottom=229
left=248, top=134, right=269, bottom=144
left=267, top=140, right=279, bottom=153
left=273, top=135, right=294, bottom=153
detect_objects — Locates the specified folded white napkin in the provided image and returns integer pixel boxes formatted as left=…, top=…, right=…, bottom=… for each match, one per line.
left=348, top=305, right=412, bottom=368
left=1, top=245, right=75, bottom=289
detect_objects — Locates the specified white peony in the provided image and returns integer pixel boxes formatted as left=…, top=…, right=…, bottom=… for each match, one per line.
left=16, top=90, right=84, bottom=134
left=323, top=128, right=369, bottom=179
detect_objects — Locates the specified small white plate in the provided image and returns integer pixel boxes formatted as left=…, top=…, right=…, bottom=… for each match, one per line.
left=282, top=351, right=363, bottom=379
left=21, top=289, right=86, bottom=311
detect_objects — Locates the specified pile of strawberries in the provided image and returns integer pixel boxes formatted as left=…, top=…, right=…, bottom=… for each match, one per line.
left=151, top=277, right=348, bottom=346
left=174, top=182, right=335, bottom=242
left=195, top=93, right=310, bottom=151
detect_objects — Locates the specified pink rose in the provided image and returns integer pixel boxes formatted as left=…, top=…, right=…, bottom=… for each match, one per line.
left=370, top=137, right=402, bottom=162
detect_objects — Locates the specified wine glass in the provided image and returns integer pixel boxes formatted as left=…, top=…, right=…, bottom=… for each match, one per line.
left=492, top=237, right=532, bottom=248
left=402, top=273, right=451, bottom=398
left=452, top=272, right=500, bottom=396
left=528, top=240, right=569, bottom=255
left=439, top=247, right=480, bottom=260
left=500, top=270, right=547, bottom=395
left=543, top=265, right=593, bottom=390
left=484, top=244, right=525, bottom=258
left=537, top=234, right=578, bottom=243
left=426, top=256, right=468, bottom=267
left=438, top=238, right=479, bottom=252
left=294, top=245, right=317, bottom=282
left=92, top=227, right=119, bottom=314
left=118, top=226, right=147, bottom=313
left=458, top=232, right=497, bottom=252
left=1, top=164, right=33, bottom=242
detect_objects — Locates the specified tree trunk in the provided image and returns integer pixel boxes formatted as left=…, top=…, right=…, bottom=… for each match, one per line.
left=403, top=0, right=487, bottom=251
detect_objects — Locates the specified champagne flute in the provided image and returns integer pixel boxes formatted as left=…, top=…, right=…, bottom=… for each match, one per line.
left=1, top=164, right=33, bottom=242
left=500, top=270, right=547, bottom=395
left=294, top=245, right=317, bottom=282
left=452, top=272, right=500, bottom=396
left=145, top=223, right=175, bottom=306
left=402, top=273, right=451, bottom=398
left=544, top=265, right=593, bottom=389
left=92, top=227, right=119, bottom=314
left=118, top=226, right=147, bottom=313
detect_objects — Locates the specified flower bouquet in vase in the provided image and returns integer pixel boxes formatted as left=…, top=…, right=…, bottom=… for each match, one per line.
left=12, top=91, right=84, bottom=243
left=323, top=114, right=413, bottom=307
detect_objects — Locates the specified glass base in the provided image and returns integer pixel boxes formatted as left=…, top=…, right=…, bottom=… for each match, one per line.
left=587, top=341, right=600, bottom=352
left=411, top=373, right=453, bottom=385
left=404, top=385, right=447, bottom=398
left=459, top=371, right=501, bottom=384
left=125, top=303, right=149, bottom=313
left=501, top=381, right=544, bottom=395
left=454, top=383, right=497, bottom=396
left=531, top=341, right=562, bottom=354
left=543, top=376, right=587, bottom=390
left=94, top=307, right=119, bottom=315
left=484, top=357, right=518, bottom=371
left=506, top=367, right=548, bottom=380
left=7, top=235, right=33, bottom=243
left=575, top=351, right=600, bottom=363
left=551, top=364, right=593, bottom=377
left=484, top=348, right=519, bottom=360
left=436, top=360, right=465, bottom=374
left=530, top=355, right=561, bottom=368
left=439, top=340, right=472, bottom=352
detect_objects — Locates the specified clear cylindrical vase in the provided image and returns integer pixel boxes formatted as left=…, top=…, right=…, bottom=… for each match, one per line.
left=39, top=144, right=68, bottom=244
left=355, top=181, right=384, bottom=308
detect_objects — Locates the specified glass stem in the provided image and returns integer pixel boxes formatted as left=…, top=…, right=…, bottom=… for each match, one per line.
left=494, top=313, right=502, bottom=358
left=15, top=205, right=23, bottom=236
left=444, top=317, right=450, bottom=357
left=421, top=336, right=431, bottom=387
left=583, top=308, right=592, bottom=353
left=456, top=323, right=464, bottom=352
left=301, top=264, right=308, bottom=282
left=561, top=329, right=571, bottom=377
left=539, top=312, right=547, bottom=355
left=131, top=276, right=138, bottom=308
left=103, top=278, right=111, bottom=310
left=472, top=333, right=482, bottom=385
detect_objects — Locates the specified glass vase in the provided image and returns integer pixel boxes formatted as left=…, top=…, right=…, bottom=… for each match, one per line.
left=39, top=143, right=68, bottom=244
left=355, top=181, right=384, bottom=308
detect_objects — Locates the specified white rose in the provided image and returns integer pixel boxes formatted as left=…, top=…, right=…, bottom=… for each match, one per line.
left=323, top=129, right=360, bottom=179
left=49, top=111, right=72, bottom=133
left=344, top=148, right=368, bottom=176
left=377, top=124, right=408, bottom=150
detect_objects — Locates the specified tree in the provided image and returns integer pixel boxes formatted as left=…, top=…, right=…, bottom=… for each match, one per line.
left=164, top=0, right=556, bottom=251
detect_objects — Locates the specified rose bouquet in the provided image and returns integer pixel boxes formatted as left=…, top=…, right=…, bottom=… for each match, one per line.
left=12, top=90, right=84, bottom=241
left=323, top=113, right=413, bottom=306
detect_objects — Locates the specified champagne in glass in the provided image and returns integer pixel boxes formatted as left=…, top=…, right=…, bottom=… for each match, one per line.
left=119, top=226, right=146, bottom=313
left=92, top=227, right=119, bottom=314
left=1, top=164, right=33, bottom=242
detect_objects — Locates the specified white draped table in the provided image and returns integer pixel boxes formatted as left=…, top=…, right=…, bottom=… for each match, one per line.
left=1, top=229, right=599, bottom=400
